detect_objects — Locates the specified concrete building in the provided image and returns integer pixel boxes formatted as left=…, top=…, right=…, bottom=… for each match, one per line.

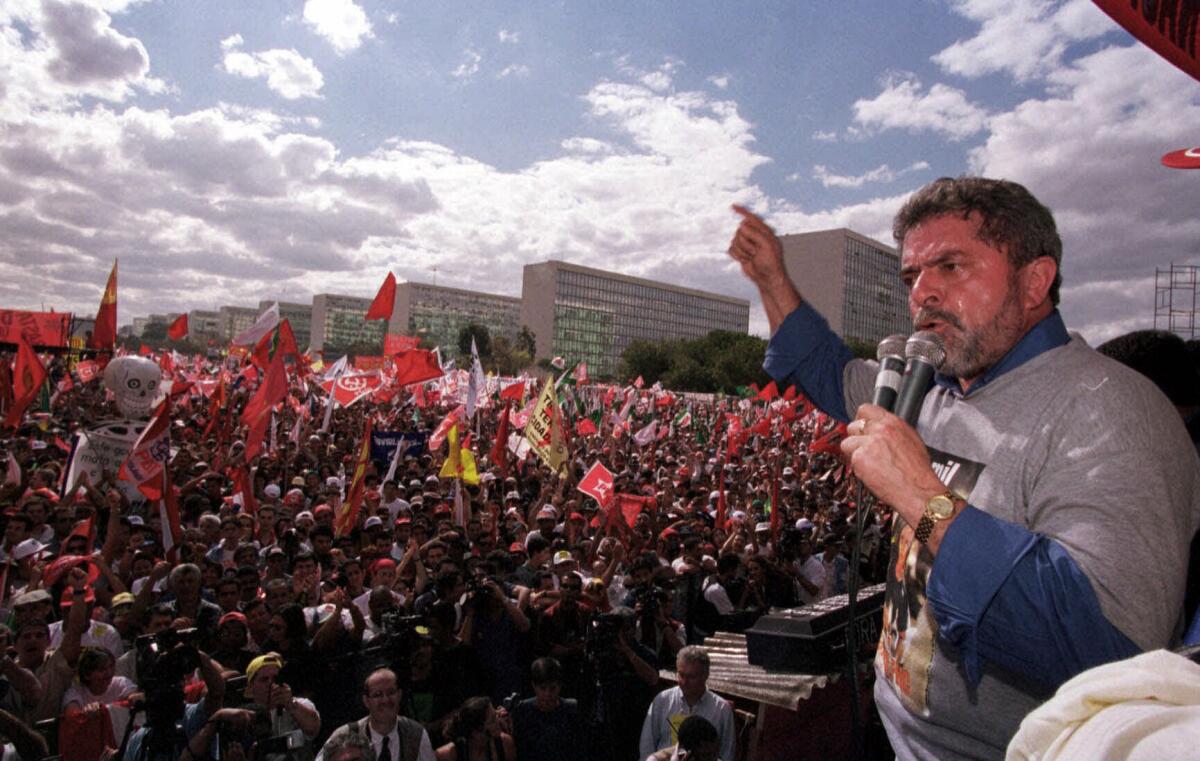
left=218, top=306, right=259, bottom=342
left=188, top=310, right=222, bottom=343
left=310, top=294, right=385, bottom=354
left=260, top=300, right=313, bottom=351
left=389, top=282, right=521, bottom=352
left=778, top=228, right=909, bottom=345
left=520, top=261, right=750, bottom=379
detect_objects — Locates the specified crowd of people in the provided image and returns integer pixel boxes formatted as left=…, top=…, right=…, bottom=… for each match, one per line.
left=0, top=336, right=881, bottom=761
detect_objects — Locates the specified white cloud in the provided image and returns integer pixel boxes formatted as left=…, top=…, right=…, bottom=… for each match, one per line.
left=707, top=75, right=729, bottom=90
left=966, top=43, right=1200, bottom=341
left=497, top=63, right=530, bottom=79
left=812, top=161, right=929, bottom=189
left=934, top=0, right=1113, bottom=82
left=222, top=40, right=324, bottom=100
left=451, top=49, right=481, bottom=79
left=560, top=137, right=615, bottom=155
left=498, top=29, right=520, bottom=44
left=302, top=0, right=372, bottom=55
left=853, top=74, right=989, bottom=140
left=811, top=129, right=838, bottom=143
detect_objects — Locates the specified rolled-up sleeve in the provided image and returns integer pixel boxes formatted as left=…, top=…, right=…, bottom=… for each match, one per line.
left=763, top=303, right=853, bottom=422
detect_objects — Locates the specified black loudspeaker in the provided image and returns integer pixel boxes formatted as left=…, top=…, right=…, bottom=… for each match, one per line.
left=745, top=583, right=886, bottom=674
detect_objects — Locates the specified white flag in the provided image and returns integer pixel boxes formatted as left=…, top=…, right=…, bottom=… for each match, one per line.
left=633, top=419, right=657, bottom=447
left=232, top=302, right=280, bottom=346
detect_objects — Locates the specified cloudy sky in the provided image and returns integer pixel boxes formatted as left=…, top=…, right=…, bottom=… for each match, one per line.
left=1, top=0, right=1197, bottom=343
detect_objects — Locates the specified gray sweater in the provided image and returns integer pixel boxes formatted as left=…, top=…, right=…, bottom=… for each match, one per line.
left=841, top=335, right=1200, bottom=759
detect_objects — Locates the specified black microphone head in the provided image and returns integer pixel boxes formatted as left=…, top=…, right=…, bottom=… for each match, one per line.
left=905, top=331, right=946, bottom=368
left=877, top=334, right=908, bottom=361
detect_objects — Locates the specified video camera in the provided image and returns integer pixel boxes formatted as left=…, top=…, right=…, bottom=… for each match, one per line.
left=134, top=627, right=201, bottom=756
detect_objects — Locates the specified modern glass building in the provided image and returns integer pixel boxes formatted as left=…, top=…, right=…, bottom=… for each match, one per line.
left=310, top=294, right=386, bottom=354
left=218, top=305, right=259, bottom=341
left=389, top=282, right=521, bottom=352
left=778, top=228, right=909, bottom=345
left=521, top=261, right=750, bottom=379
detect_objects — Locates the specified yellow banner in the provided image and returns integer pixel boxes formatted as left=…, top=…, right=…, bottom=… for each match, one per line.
left=524, top=378, right=567, bottom=474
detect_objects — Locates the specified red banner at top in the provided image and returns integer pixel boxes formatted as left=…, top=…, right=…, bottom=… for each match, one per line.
left=0, top=310, right=71, bottom=349
left=1092, top=1, right=1200, bottom=82
left=353, top=355, right=385, bottom=371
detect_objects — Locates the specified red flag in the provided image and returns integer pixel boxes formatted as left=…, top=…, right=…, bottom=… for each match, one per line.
left=366, top=272, right=397, bottom=320
left=574, top=417, right=597, bottom=436
left=490, top=401, right=511, bottom=475
left=232, top=467, right=257, bottom=514
left=499, top=380, right=526, bottom=402
left=810, top=421, right=848, bottom=457
left=138, top=343, right=153, bottom=357
left=392, top=349, right=443, bottom=386
left=277, top=319, right=300, bottom=360
left=167, top=314, right=188, bottom=340
left=119, top=401, right=171, bottom=500
left=160, top=464, right=183, bottom=558
left=88, top=261, right=117, bottom=350
left=319, top=373, right=382, bottom=407
left=76, top=360, right=99, bottom=384
left=4, top=337, right=46, bottom=429
left=336, top=417, right=373, bottom=536
left=383, top=334, right=420, bottom=357
left=614, top=493, right=654, bottom=528
left=242, top=352, right=287, bottom=461
left=756, top=381, right=779, bottom=402
left=578, top=461, right=616, bottom=507
left=783, top=385, right=797, bottom=402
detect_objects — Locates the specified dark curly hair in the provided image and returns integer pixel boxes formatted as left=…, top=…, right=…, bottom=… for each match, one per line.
left=893, top=176, right=1063, bottom=305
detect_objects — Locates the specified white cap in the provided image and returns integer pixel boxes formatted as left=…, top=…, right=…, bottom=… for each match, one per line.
left=364, top=516, right=383, bottom=529
left=264, top=484, right=281, bottom=499
left=12, top=539, right=45, bottom=561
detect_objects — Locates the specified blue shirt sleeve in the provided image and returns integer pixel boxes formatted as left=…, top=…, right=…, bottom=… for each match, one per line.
left=763, top=303, right=853, bottom=423
left=927, top=506, right=1140, bottom=688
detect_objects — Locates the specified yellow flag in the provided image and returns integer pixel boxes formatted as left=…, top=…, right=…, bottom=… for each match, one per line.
left=439, top=424, right=480, bottom=485
left=524, top=378, right=567, bottom=474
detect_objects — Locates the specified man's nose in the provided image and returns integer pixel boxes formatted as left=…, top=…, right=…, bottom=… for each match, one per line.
left=909, top=269, right=943, bottom=311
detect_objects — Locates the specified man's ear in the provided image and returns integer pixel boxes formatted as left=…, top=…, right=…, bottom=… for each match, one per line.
left=1020, top=256, right=1057, bottom=310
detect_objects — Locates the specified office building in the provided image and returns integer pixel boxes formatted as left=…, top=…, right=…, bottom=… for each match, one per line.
left=188, top=310, right=222, bottom=342
left=520, top=261, right=750, bottom=379
left=778, top=228, right=909, bottom=345
left=389, top=282, right=521, bottom=352
left=218, top=306, right=259, bottom=341
left=311, top=294, right=385, bottom=354
left=261, top=300, right=313, bottom=350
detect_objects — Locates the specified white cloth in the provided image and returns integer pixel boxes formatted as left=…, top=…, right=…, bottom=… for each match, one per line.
left=702, top=579, right=734, bottom=616
left=62, top=675, right=136, bottom=743
left=793, top=556, right=825, bottom=605
left=49, top=619, right=123, bottom=657
left=1006, top=650, right=1200, bottom=761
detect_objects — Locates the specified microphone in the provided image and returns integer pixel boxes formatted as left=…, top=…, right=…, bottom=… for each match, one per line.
left=872, top=334, right=908, bottom=412
left=893, top=331, right=946, bottom=427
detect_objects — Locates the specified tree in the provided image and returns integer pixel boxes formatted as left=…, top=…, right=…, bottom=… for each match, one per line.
left=618, top=330, right=770, bottom=393
left=844, top=337, right=877, bottom=360
left=516, top=326, right=536, bottom=357
left=490, top=336, right=532, bottom=376
left=141, top=321, right=167, bottom=344
left=458, top=324, right=491, bottom=360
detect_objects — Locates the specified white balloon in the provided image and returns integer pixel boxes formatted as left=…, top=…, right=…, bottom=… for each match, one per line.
left=102, top=356, right=163, bottom=419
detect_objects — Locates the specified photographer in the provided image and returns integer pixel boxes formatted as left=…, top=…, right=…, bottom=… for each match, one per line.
left=459, top=568, right=529, bottom=705
left=241, top=653, right=321, bottom=761
left=585, top=607, right=659, bottom=761
left=121, top=636, right=227, bottom=761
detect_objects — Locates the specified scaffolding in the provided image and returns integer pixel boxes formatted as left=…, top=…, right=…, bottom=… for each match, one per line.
left=1154, top=264, right=1199, bottom=339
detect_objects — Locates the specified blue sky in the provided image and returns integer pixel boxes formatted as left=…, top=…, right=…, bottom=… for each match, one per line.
left=1, top=0, right=1197, bottom=343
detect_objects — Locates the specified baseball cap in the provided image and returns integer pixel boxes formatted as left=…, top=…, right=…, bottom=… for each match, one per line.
left=12, top=589, right=52, bottom=608
left=364, top=516, right=383, bottom=530
left=552, top=550, right=574, bottom=565
left=219, top=611, right=248, bottom=628
left=111, top=592, right=136, bottom=609
left=263, top=484, right=281, bottom=499
left=246, top=653, right=283, bottom=683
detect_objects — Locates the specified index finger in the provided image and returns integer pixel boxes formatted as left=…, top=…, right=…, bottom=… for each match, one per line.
left=731, top=204, right=775, bottom=235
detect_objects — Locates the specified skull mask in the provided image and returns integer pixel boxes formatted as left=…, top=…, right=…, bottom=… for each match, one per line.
left=103, top=356, right=162, bottom=419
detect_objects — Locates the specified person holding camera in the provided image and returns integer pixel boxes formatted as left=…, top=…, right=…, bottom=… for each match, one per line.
left=316, top=668, right=436, bottom=761
left=242, top=652, right=321, bottom=760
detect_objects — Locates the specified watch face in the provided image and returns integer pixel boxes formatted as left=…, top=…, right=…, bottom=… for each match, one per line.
left=929, top=494, right=955, bottom=519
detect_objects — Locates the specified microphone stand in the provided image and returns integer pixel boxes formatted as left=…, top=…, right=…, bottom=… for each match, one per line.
left=843, top=479, right=871, bottom=761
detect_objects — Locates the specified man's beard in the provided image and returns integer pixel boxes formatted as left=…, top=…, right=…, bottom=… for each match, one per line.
left=913, top=277, right=1025, bottom=381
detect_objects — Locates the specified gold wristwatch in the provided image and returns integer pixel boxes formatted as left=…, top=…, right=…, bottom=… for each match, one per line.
left=914, top=491, right=957, bottom=544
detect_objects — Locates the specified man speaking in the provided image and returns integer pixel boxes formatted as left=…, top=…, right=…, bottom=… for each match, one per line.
left=728, top=177, right=1200, bottom=759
